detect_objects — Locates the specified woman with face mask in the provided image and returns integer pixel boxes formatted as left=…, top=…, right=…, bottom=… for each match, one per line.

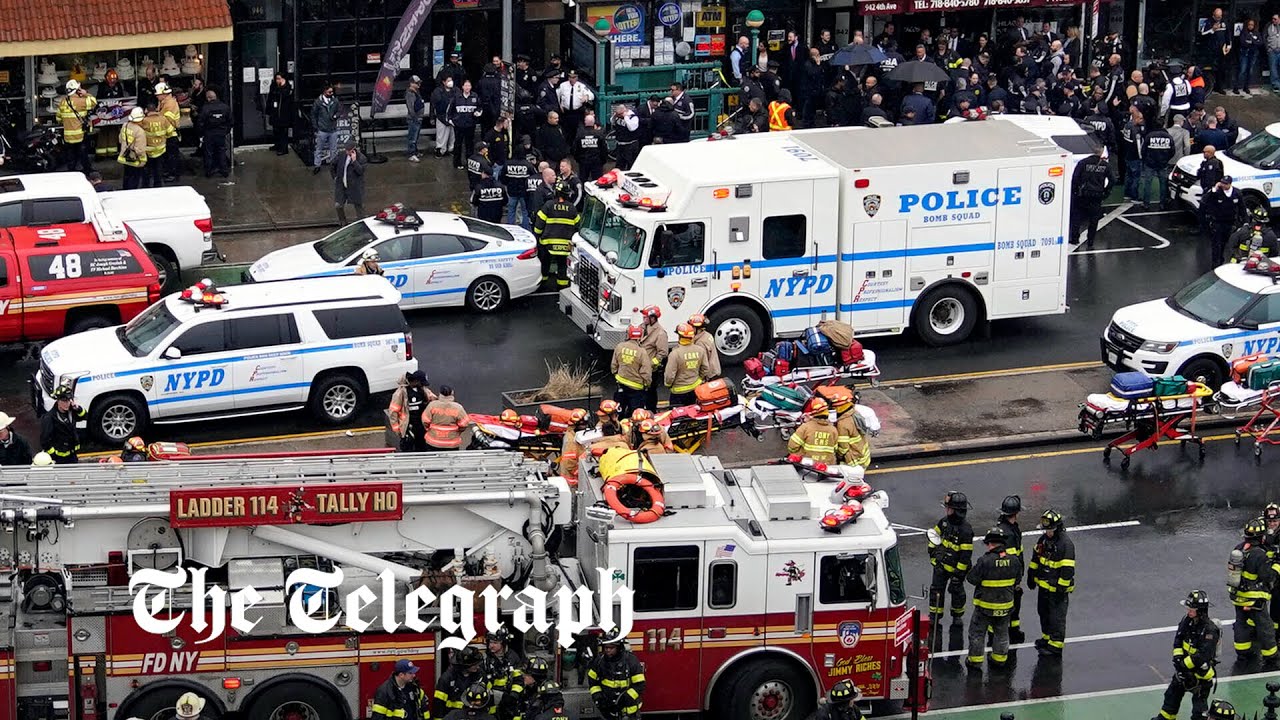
left=430, top=77, right=456, bottom=158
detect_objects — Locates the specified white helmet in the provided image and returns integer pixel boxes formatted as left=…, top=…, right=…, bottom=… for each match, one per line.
left=154, top=82, right=171, bottom=95
left=128, top=107, right=145, bottom=122
left=31, top=452, right=53, bottom=467
left=175, top=692, right=206, bottom=719
left=65, top=79, right=80, bottom=93
left=361, top=250, right=379, bottom=262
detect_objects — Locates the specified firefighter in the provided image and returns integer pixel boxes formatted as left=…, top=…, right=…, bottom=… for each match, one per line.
left=118, top=107, right=149, bottom=190
left=0, top=412, right=33, bottom=467
left=436, top=647, right=488, bottom=717
left=1265, top=503, right=1280, bottom=642
left=141, top=100, right=176, bottom=188
left=357, top=249, right=385, bottom=276
left=996, top=496, right=1026, bottom=643
left=1152, top=590, right=1219, bottom=720
left=558, top=409, right=590, bottom=483
left=57, top=79, right=97, bottom=173
left=390, top=371, right=436, bottom=452
left=485, top=627, right=524, bottom=698
left=664, top=323, right=712, bottom=407
left=1230, top=518, right=1279, bottom=664
left=611, top=325, right=652, bottom=418
left=966, top=527, right=1023, bottom=670
left=587, top=638, right=645, bottom=719
left=532, top=680, right=573, bottom=720
left=816, top=679, right=863, bottom=720
left=532, top=182, right=579, bottom=290
left=422, top=385, right=471, bottom=451
left=121, top=436, right=148, bottom=463
left=788, top=398, right=839, bottom=464
left=155, top=81, right=182, bottom=181
left=687, top=314, right=721, bottom=377
left=626, top=408, right=671, bottom=451
left=928, top=491, right=974, bottom=626
left=503, top=657, right=551, bottom=720
left=1229, top=206, right=1280, bottom=262
left=175, top=692, right=209, bottom=720
left=1208, top=700, right=1237, bottom=720
left=445, top=683, right=494, bottom=720
left=596, top=400, right=624, bottom=437
left=372, top=659, right=430, bottom=720
left=768, top=88, right=796, bottom=131
left=635, top=419, right=674, bottom=454
left=40, top=385, right=86, bottom=464
left=1028, top=509, right=1076, bottom=657
left=639, top=306, right=669, bottom=411
left=832, top=392, right=871, bottom=469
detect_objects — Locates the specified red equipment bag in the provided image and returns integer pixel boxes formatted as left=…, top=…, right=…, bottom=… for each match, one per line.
left=774, top=358, right=791, bottom=376
left=815, top=384, right=856, bottom=409
left=695, top=378, right=737, bottom=411
left=744, top=357, right=766, bottom=380
left=841, top=340, right=865, bottom=365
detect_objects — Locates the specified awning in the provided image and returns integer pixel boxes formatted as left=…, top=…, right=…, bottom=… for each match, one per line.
left=0, top=0, right=233, bottom=56
left=860, top=0, right=1077, bottom=13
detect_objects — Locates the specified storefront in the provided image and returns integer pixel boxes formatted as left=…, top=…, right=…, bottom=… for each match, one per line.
left=0, top=0, right=232, bottom=152
left=856, top=0, right=1093, bottom=62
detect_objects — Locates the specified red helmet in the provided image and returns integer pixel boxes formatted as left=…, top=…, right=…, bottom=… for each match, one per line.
left=500, top=409, right=521, bottom=427
left=627, top=325, right=643, bottom=340
left=569, top=408, right=589, bottom=424
left=676, top=323, right=696, bottom=339
left=688, top=313, right=708, bottom=329
left=631, top=408, right=653, bottom=423
left=639, top=419, right=661, bottom=436
left=597, top=399, right=620, bottom=416
left=124, top=436, right=146, bottom=453
left=808, top=398, right=830, bottom=416
left=640, top=305, right=661, bottom=319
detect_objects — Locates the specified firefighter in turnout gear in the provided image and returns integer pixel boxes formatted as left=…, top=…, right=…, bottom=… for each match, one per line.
left=372, top=659, right=431, bottom=720
left=687, top=314, right=721, bottom=377
left=816, top=679, right=864, bottom=720
left=390, top=369, right=435, bottom=453
left=831, top=391, right=872, bottom=469
left=40, top=384, right=86, bottom=464
left=966, top=527, right=1023, bottom=670
left=503, top=658, right=551, bottom=720
left=1028, top=510, right=1076, bottom=657
left=1264, top=503, right=1280, bottom=642
left=435, top=648, right=491, bottom=717
left=532, top=182, right=579, bottom=289
left=611, top=325, right=652, bottom=417
left=664, top=323, right=711, bottom=407
left=996, top=495, right=1026, bottom=643
left=558, top=409, right=591, bottom=483
left=444, top=683, right=494, bottom=720
left=532, top=680, right=574, bottom=720
left=141, top=102, right=175, bottom=188
left=639, top=306, right=669, bottom=411
left=597, top=399, right=624, bottom=437
left=587, top=638, right=645, bottom=719
left=1229, top=518, right=1279, bottom=664
left=787, top=397, right=839, bottom=464
left=635, top=419, right=674, bottom=454
left=57, top=79, right=97, bottom=172
left=1153, top=590, right=1220, bottom=720
left=1229, top=207, right=1280, bottom=262
left=928, top=491, right=975, bottom=625
left=485, top=627, right=524, bottom=717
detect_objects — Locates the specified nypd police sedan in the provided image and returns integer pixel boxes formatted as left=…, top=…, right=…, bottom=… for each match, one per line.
left=246, top=210, right=542, bottom=313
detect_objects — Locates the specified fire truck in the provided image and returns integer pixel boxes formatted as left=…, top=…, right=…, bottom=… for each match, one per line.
left=0, top=450, right=927, bottom=720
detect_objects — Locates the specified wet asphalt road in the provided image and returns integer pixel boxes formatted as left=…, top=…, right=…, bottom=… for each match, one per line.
left=0, top=205, right=1207, bottom=450
left=875, top=433, right=1280, bottom=710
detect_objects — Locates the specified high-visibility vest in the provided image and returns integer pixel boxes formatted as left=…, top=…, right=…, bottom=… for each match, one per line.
left=768, top=101, right=792, bottom=131
left=141, top=112, right=175, bottom=158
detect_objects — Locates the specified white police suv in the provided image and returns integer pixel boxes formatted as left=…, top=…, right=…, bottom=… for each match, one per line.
left=1171, top=123, right=1269, bottom=213
left=33, top=275, right=417, bottom=443
left=246, top=206, right=541, bottom=313
left=1102, top=262, right=1280, bottom=389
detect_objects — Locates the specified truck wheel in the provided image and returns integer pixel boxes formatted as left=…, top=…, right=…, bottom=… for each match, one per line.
left=67, top=314, right=113, bottom=335
left=709, top=304, right=766, bottom=366
left=90, top=393, right=148, bottom=444
left=913, top=285, right=979, bottom=346
left=309, top=372, right=365, bottom=425
left=245, top=680, right=343, bottom=720
left=466, top=276, right=509, bottom=313
left=717, top=659, right=816, bottom=720
left=1178, top=356, right=1225, bottom=390
left=148, top=247, right=181, bottom=294
left=117, top=686, right=221, bottom=720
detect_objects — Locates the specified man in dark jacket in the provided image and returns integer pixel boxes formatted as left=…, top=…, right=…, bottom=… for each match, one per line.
left=482, top=115, right=512, bottom=171
left=40, top=385, right=86, bottom=464
left=466, top=142, right=493, bottom=193
left=1120, top=108, right=1146, bottom=201
left=310, top=84, right=341, bottom=172
left=0, top=413, right=33, bottom=466
left=436, top=53, right=467, bottom=89
left=472, top=176, right=508, bottom=223
left=371, top=659, right=429, bottom=720
left=478, top=57, right=505, bottom=129
left=1202, top=176, right=1245, bottom=267
left=535, top=111, right=569, bottom=165
left=431, top=77, right=457, bottom=158
left=573, top=113, right=606, bottom=182
left=504, top=137, right=538, bottom=228
left=635, top=95, right=660, bottom=147
left=900, top=84, right=935, bottom=125
left=266, top=73, right=294, bottom=156
left=1140, top=125, right=1175, bottom=210
left=1070, top=146, right=1113, bottom=247
left=825, top=76, right=858, bottom=127
left=860, top=93, right=888, bottom=125
left=331, top=140, right=366, bottom=225
left=799, top=48, right=825, bottom=128
left=651, top=99, right=683, bottom=144
left=198, top=89, right=232, bottom=178
left=733, top=97, right=767, bottom=134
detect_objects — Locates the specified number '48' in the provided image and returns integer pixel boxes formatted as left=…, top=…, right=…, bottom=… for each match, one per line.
left=48, top=254, right=82, bottom=279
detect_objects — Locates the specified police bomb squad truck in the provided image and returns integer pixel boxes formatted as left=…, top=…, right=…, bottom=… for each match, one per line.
left=559, top=117, right=1088, bottom=362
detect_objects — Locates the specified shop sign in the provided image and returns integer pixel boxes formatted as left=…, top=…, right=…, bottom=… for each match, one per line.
left=366, top=53, right=382, bottom=64
left=695, top=7, right=725, bottom=27
left=658, top=2, right=681, bottom=26
left=858, top=0, right=904, bottom=12
left=710, top=34, right=726, bottom=56
left=694, top=34, right=712, bottom=57
left=587, top=4, right=647, bottom=46
left=907, top=0, right=1035, bottom=9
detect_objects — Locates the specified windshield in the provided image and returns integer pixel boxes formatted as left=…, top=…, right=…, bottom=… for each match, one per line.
left=120, top=300, right=181, bottom=357
left=580, top=196, right=646, bottom=270
left=1227, top=130, right=1280, bottom=169
left=460, top=217, right=514, bottom=242
left=884, top=545, right=907, bottom=606
left=314, top=222, right=377, bottom=263
left=1168, top=271, right=1256, bottom=326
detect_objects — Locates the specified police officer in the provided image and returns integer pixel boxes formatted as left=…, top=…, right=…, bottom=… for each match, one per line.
left=638, top=306, right=669, bottom=411
left=435, top=647, right=488, bottom=717
left=664, top=323, right=712, bottom=407
left=996, top=496, right=1026, bottom=643
left=1082, top=109, right=1116, bottom=154
left=1140, top=123, right=1175, bottom=210
left=532, top=680, right=574, bottom=720
left=1229, top=207, right=1280, bottom=262
left=1230, top=518, right=1279, bottom=665
left=1152, top=590, right=1219, bottom=720
left=1028, top=510, right=1075, bottom=657
left=1203, top=176, right=1245, bottom=267
left=472, top=176, right=508, bottom=224
left=612, top=325, right=652, bottom=418
left=610, top=103, right=641, bottom=171
left=40, top=385, right=86, bottom=464
left=1164, top=64, right=1192, bottom=124
left=197, top=88, right=231, bottom=178
left=928, top=491, right=974, bottom=627
left=372, top=659, right=430, bottom=720
left=787, top=398, right=839, bottom=464
left=503, top=142, right=538, bottom=228
left=686, top=314, right=721, bottom=377
left=587, top=638, right=645, bottom=719
left=966, top=527, right=1022, bottom=671
left=573, top=114, right=606, bottom=183
left=468, top=142, right=494, bottom=194
left=816, top=679, right=863, bottom=720
left=1070, top=145, right=1113, bottom=247
left=532, top=182, right=579, bottom=290
left=444, top=683, right=494, bottom=720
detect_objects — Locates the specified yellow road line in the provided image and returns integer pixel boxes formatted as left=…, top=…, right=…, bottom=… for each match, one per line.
left=882, top=360, right=1103, bottom=387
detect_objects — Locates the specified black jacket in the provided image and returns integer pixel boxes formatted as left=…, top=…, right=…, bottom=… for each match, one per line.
left=1073, top=155, right=1113, bottom=201
left=0, top=433, right=33, bottom=466
left=651, top=106, right=683, bottom=144
left=466, top=152, right=493, bottom=190
left=471, top=182, right=508, bottom=223
left=1142, top=128, right=1175, bottom=169
left=1197, top=156, right=1225, bottom=190
left=449, top=91, right=481, bottom=131
left=535, top=123, right=569, bottom=165
left=40, top=406, right=86, bottom=459
left=266, top=81, right=294, bottom=128
left=199, top=100, right=232, bottom=134
left=1202, top=186, right=1244, bottom=227
left=371, top=676, right=428, bottom=720
left=1171, top=615, right=1219, bottom=680
left=574, top=126, right=606, bottom=170
left=331, top=150, right=367, bottom=205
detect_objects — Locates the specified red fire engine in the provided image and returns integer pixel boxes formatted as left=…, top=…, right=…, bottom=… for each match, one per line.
left=0, top=450, right=927, bottom=720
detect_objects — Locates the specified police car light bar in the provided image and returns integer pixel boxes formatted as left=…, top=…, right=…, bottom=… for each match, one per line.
left=374, top=204, right=423, bottom=231
left=820, top=501, right=864, bottom=533
left=1244, top=252, right=1280, bottom=282
left=179, top=279, right=229, bottom=309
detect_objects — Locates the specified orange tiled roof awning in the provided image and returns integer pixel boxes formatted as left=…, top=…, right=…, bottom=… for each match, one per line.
left=0, top=0, right=233, bottom=56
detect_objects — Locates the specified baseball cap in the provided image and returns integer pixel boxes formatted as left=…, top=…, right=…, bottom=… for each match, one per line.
left=410, top=75, right=422, bottom=84
left=395, top=659, right=419, bottom=674
left=407, top=370, right=427, bottom=384
left=1222, top=175, right=1234, bottom=184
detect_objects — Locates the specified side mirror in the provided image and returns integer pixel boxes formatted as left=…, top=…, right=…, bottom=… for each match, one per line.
left=163, top=346, right=182, bottom=360
left=605, top=250, right=618, bottom=266
left=1238, top=319, right=1260, bottom=331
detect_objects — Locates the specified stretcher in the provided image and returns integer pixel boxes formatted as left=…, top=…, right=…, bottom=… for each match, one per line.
left=1229, top=382, right=1280, bottom=461
left=1214, top=380, right=1273, bottom=416
left=1076, top=382, right=1213, bottom=469
left=740, top=349, right=881, bottom=393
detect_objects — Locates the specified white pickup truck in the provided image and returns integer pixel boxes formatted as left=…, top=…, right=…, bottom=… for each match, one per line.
left=0, top=172, right=219, bottom=290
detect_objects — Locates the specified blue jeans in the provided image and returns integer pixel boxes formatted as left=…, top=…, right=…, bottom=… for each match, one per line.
left=506, top=193, right=533, bottom=229
left=314, top=130, right=337, bottom=167
left=406, top=117, right=422, bottom=156
left=1237, top=48, right=1258, bottom=91
left=1124, top=158, right=1143, bottom=200
left=1140, top=165, right=1169, bottom=207
left=1270, top=49, right=1280, bottom=89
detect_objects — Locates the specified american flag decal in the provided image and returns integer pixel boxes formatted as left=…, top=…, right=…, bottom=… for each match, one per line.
left=715, top=543, right=736, bottom=558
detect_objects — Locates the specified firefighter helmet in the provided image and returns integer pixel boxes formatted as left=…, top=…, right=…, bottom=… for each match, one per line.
left=1244, top=517, right=1267, bottom=539
left=1208, top=699, right=1236, bottom=720
left=65, top=79, right=80, bottom=93
left=1000, top=495, right=1022, bottom=515
left=983, top=526, right=1008, bottom=545
left=828, top=679, right=861, bottom=703
left=675, top=323, right=696, bottom=339
left=943, top=491, right=970, bottom=510
left=487, top=626, right=513, bottom=645
left=31, top=452, right=53, bottom=467
left=1250, top=205, right=1270, bottom=223
left=597, top=399, right=620, bottom=416
left=1181, top=589, right=1212, bottom=610
left=526, top=657, right=550, bottom=681
left=627, top=324, right=643, bottom=340
left=601, top=635, right=627, bottom=649
left=500, top=409, right=521, bottom=427
left=154, top=82, right=171, bottom=95
left=175, top=692, right=206, bottom=719
left=569, top=408, right=589, bottom=425
left=631, top=408, right=653, bottom=423
left=361, top=249, right=380, bottom=262
left=1039, top=509, right=1064, bottom=530
left=105, top=69, right=119, bottom=82
left=640, top=419, right=661, bottom=437
left=808, top=397, right=830, bottom=416
left=1265, top=502, right=1280, bottom=521
left=457, top=646, right=484, bottom=667
left=464, top=682, right=491, bottom=708
left=536, top=680, right=564, bottom=701
left=124, top=436, right=146, bottom=453
left=688, top=313, right=708, bottom=329
left=553, top=181, right=571, bottom=199
left=640, top=305, right=661, bottom=319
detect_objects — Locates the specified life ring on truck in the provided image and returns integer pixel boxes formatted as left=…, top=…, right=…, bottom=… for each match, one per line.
left=603, top=476, right=666, bottom=523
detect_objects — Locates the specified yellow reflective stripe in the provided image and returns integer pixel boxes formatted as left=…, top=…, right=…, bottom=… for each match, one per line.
left=434, top=690, right=450, bottom=701
left=1243, top=571, right=1260, bottom=580
left=542, top=217, right=579, bottom=225
left=629, top=674, right=645, bottom=684
left=973, top=599, right=1014, bottom=610
left=372, top=706, right=407, bottom=718
left=1057, top=578, right=1073, bottom=586
left=672, top=380, right=702, bottom=393
left=615, top=375, right=645, bottom=389
left=981, top=578, right=1016, bottom=587
left=1045, top=558, right=1076, bottom=568
left=600, top=677, right=631, bottom=688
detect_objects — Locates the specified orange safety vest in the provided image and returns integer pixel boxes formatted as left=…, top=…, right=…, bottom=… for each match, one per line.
left=768, top=101, right=792, bottom=131
left=422, top=398, right=470, bottom=448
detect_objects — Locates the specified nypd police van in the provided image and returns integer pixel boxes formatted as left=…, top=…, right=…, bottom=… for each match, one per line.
left=560, top=117, right=1085, bottom=363
left=33, top=275, right=417, bottom=443
left=1102, top=263, right=1280, bottom=389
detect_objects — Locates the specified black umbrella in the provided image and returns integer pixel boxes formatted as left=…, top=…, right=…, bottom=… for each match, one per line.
left=830, top=43, right=887, bottom=67
left=886, top=60, right=952, bottom=84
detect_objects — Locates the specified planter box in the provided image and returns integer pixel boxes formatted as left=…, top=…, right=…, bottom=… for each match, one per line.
left=501, top=387, right=608, bottom=414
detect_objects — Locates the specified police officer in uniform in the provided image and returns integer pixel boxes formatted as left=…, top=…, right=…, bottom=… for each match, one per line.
left=1028, top=510, right=1076, bottom=657
left=503, top=144, right=537, bottom=228
left=573, top=115, right=606, bottom=183
left=532, top=182, right=580, bottom=290
left=1140, top=124, right=1175, bottom=210
left=1203, top=176, right=1245, bottom=267
left=1230, top=518, right=1279, bottom=664
left=435, top=647, right=489, bottom=717
left=1070, top=145, right=1113, bottom=247
left=468, top=142, right=494, bottom=194
left=197, top=88, right=231, bottom=178
left=472, top=176, right=508, bottom=223
left=610, top=103, right=641, bottom=171
left=1229, top=207, right=1280, bottom=262
left=928, top=492, right=975, bottom=629
left=372, top=659, right=430, bottom=720
left=816, top=679, right=863, bottom=720
left=966, top=526, right=1023, bottom=671
left=1164, top=65, right=1192, bottom=125
left=1152, top=590, right=1219, bottom=720
left=587, top=638, right=645, bottom=719
left=996, top=496, right=1026, bottom=643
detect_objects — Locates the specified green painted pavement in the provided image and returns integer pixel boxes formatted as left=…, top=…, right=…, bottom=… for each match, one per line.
left=910, top=676, right=1280, bottom=720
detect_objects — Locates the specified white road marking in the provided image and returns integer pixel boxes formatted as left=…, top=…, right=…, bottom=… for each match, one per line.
left=930, top=618, right=1235, bottom=659
left=1070, top=201, right=1147, bottom=254
left=1117, top=216, right=1173, bottom=249
left=1098, top=201, right=1135, bottom=230
left=1071, top=246, right=1147, bottom=256
left=1125, top=209, right=1184, bottom=217
left=970, top=519, right=1141, bottom=543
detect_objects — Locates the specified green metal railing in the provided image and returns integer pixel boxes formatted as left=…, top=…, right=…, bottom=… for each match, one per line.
left=596, top=62, right=736, bottom=139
